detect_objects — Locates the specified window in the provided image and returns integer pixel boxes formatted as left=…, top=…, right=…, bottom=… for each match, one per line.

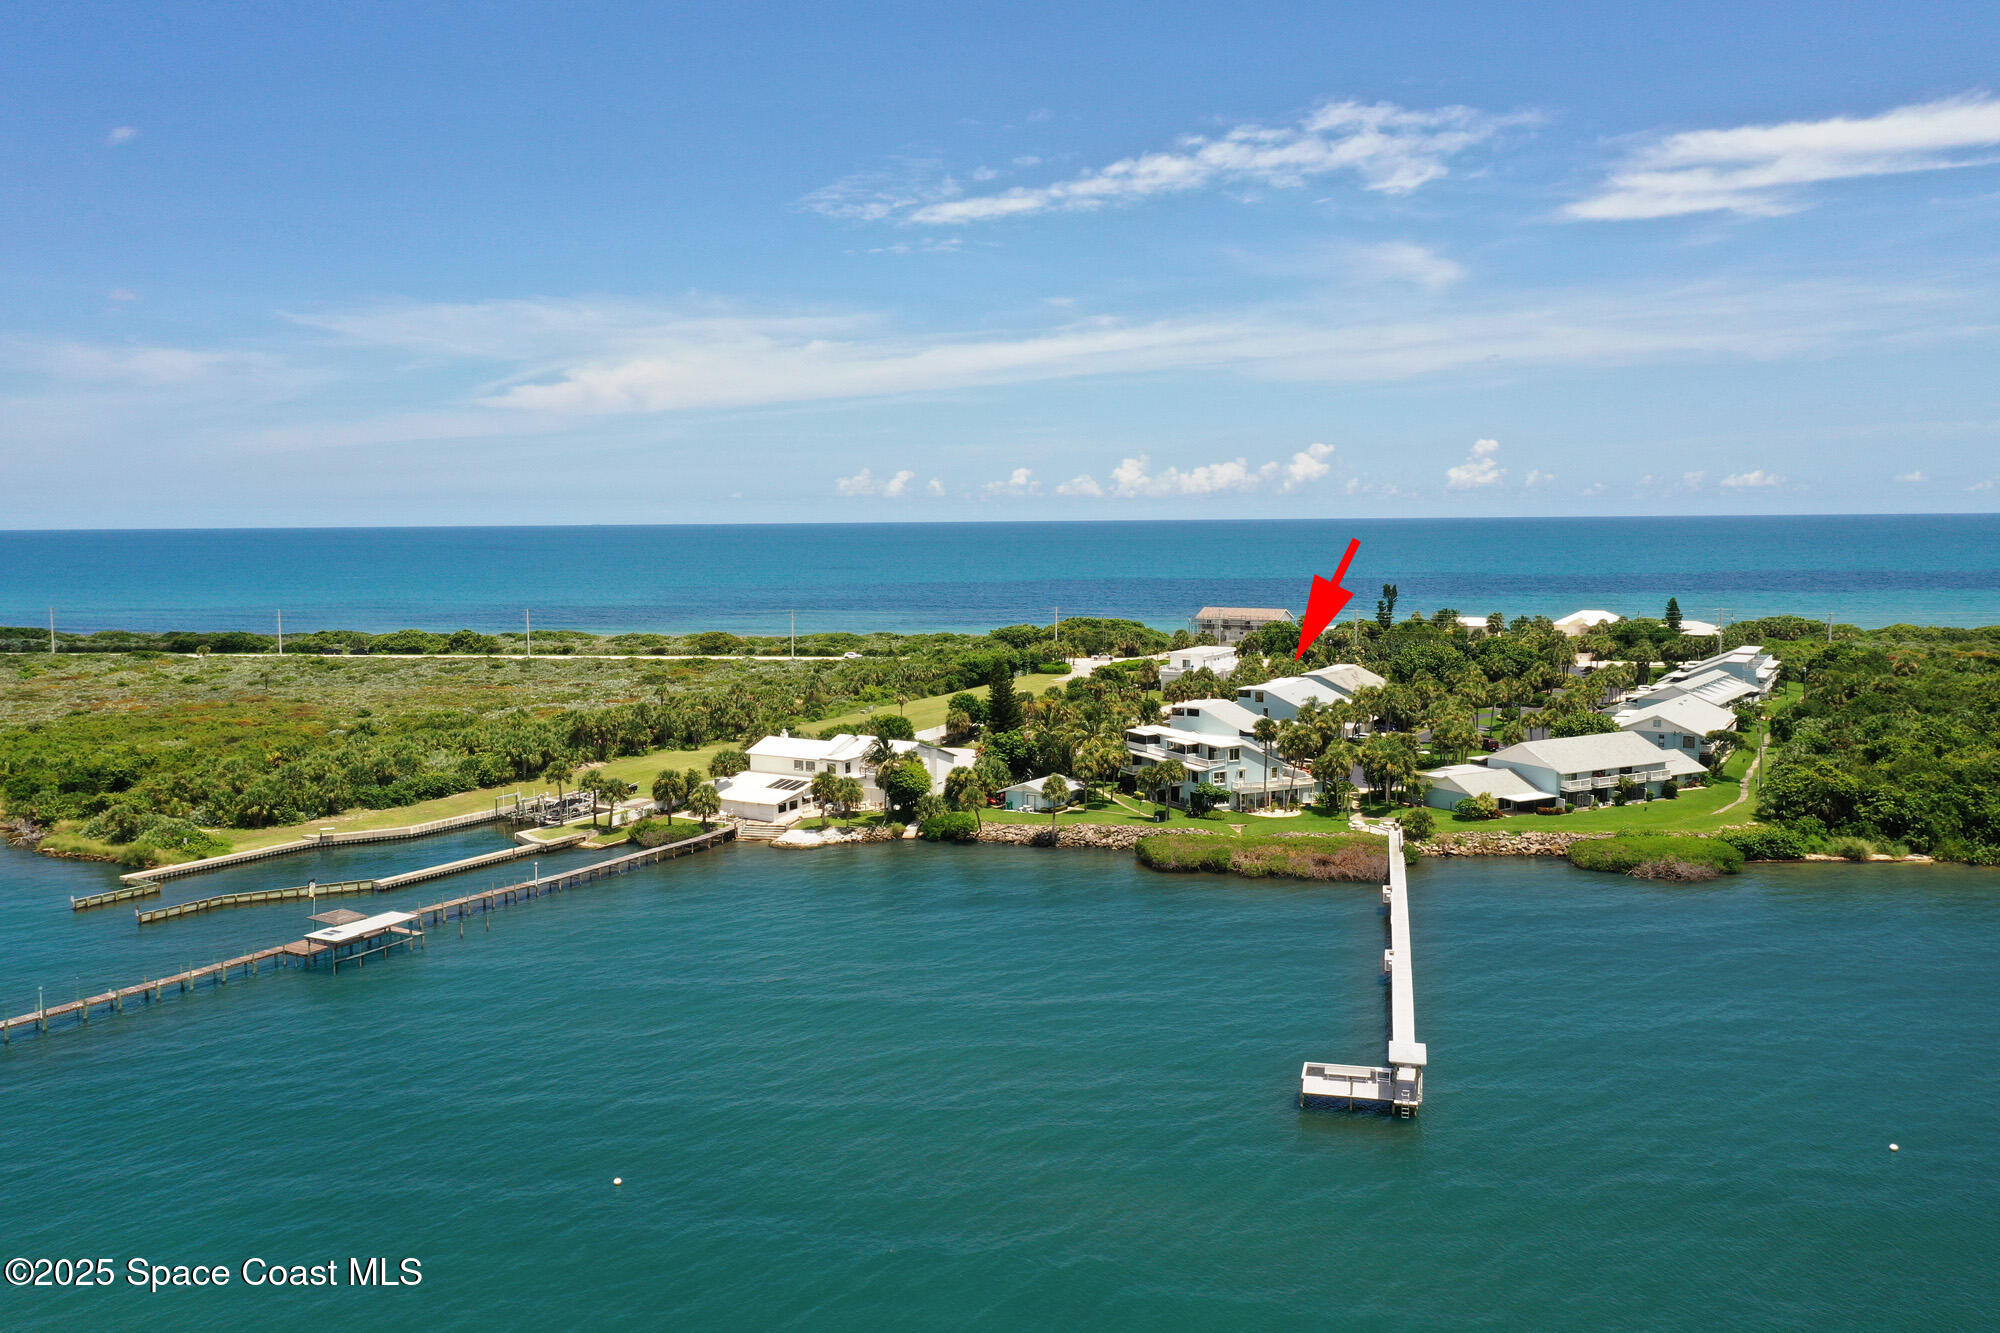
left=793, top=760, right=804, bottom=771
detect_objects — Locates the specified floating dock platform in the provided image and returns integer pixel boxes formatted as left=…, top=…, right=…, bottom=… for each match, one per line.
left=1299, top=824, right=1426, bottom=1117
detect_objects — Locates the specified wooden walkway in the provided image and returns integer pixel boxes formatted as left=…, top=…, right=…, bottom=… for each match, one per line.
left=128, top=833, right=589, bottom=927
left=3, top=824, right=735, bottom=1046
left=72, top=881, right=162, bottom=911
left=118, top=807, right=509, bottom=887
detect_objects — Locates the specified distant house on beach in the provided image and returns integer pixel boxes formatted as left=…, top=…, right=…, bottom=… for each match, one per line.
left=1553, top=609, right=1622, bottom=637
left=1190, top=606, right=1292, bottom=645
left=1158, top=643, right=1237, bottom=685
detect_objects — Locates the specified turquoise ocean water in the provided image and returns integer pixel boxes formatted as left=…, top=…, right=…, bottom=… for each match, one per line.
left=1, top=841, right=1994, bottom=1328
left=5, top=514, right=1999, bottom=634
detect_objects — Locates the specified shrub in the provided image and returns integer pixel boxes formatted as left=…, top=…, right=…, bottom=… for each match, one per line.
left=884, top=821, right=907, bottom=838
left=1829, top=836, right=1875, bottom=862
left=625, top=816, right=698, bottom=848
left=1397, top=807, right=1437, bottom=840
left=912, top=793, right=949, bottom=824
left=1136, top=832, right=1391, bottom=882
left=919, top=812, right=979, bottom=842
left=1721, top=827, right=1807, bottom=861
left=1659, top=779, right=1679, bottom=800
left=1568, top=834, right=1744, bottom=876
left=1628, top=858, right=1722, bottom=882
left=1453, top=793, right=1500, bottom=821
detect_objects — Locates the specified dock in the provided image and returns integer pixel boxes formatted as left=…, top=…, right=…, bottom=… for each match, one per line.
left=1299, top=824, right=1427, bottom=1117
left=71, top=881, right=163, bottom=911
left=3, top=824, right=735, bottom=1046
left=116, top=807, right=509, bottom=887
left=129, top=832, right=590, bottom=926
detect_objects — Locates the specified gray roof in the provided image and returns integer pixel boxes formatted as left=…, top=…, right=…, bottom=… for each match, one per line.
left=1241, top=675, right=1344, bottom=708
left=1421, top=764, right=1555, bottom=801
left=1613, top=695, right=1737, bottom=736
left=1489, top=731, right=1671, bottom=774
left=1660, top=750, right=1710, bottom=777
left=1302, top=663, right=1386, bottom=696
left=1167, top=697, right=1266, bottom=735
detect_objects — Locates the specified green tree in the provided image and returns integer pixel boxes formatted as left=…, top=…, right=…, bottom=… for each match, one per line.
left=1376, top=583, right=1399, bottom=630
left=984, top=660, right=1024, bottom=735
left=1454, top=792, right=1500, bottom=820
left=542, top=758, right=577, bottom=812
left=1186, top=782, right=1228, bottom=817
left=1251, top=716, right=1281, bottom=806
left=1140, top=758, right=1187, bottom=813
left=1070, top=734, right=1127, bottom=804
left=651, top=766, right=690, bottom=814
left=1039, top=774, right=1071, bottom=827
left=1665, top=597, right=1683, bottom=634
left=943, top=767, right=992, bottom=826
left=684, top=782, right=722, bottom=828
left=876, top=754, right=933, bottom=820
left=809, top=767, right=849, bottom=828
left=708, top=749, right=750, bottom=778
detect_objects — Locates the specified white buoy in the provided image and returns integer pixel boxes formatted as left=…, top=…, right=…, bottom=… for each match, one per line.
left=613, top=1176, right=624, bottom=1185
left=1888, top=1144, right=1899, bottom=1152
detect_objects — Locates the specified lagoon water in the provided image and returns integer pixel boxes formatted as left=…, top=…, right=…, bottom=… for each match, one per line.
left=6, top=513, right=2000, bottom=635
left=1, top=841, right=1994, bottom=1328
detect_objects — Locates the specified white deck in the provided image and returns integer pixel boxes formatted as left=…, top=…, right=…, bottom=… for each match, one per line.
left=1300, top=825, right=1425, bottom=1115
left=305, top=909, right=418, bottom=945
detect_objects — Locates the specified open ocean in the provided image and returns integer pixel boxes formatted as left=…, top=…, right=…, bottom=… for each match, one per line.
left=1, top=843, right=1994, bottom=1329
left=4, top=513, right=1999, bottom=635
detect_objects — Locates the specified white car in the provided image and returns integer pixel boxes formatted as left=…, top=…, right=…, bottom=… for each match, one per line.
left=841, top=651, right=864, bottom=659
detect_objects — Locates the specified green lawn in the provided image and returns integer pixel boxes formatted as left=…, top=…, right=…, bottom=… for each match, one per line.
left=209, top=672, right=1071, bottom=853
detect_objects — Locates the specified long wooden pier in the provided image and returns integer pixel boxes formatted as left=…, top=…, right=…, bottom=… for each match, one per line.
left=3, top=824, right=735, bottom=1046
left=1298, top=824, right=1427, bottom=1117
left=134, top=879, right=376, bottom=925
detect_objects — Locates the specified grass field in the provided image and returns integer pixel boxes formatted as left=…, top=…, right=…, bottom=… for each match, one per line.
left=211, top=672, right=1070, bottom=853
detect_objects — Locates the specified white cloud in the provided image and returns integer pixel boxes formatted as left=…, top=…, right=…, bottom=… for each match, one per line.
left=1345, top=241, right=1465, bottom=290
left=800, top=157, right=959, bottom=222
left=1524, top=469, right=1554, bottom=488
left=1682, top=470, right=1707, bottom=489
left=1718, top=469, right=1783, bottom=488
left=288, top=279, right=1975, bottom=420
left=1282, top=441, right=1336, bottom=489
left=1968, top=478, right=1995, bottom=492
left=1446, top=437, right=1503, bottom=489
left=835, top=467, right=916, bottom=497
left=926, top=477, right=945, bottom=497
left=108, top=288, right=139, bottom=302
left=1580, top=482, right=1607, bottom=496
left=846, top=99, right=1518, bottom=226
left=984, top=467, right=1040, bottom=496
left=1569, top=94, right=2000, bottom=220
left=0, top=337, right=281, bottom=386
left=1056, top=441, right=1338, bottom=499
left=105, top=125, right=137, bottom=146
left=1895, top=470, right=1928, bottom=482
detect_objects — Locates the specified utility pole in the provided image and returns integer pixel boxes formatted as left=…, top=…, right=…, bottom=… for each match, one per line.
left=276, top=609, right=284, bottom=656
left=525, top=609, right=533, bottom=659
left=1053, top=606, right=1060, bottom=658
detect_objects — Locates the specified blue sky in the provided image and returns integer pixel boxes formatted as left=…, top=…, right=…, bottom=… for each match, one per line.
left=2, top=0, right=1997, bottom=527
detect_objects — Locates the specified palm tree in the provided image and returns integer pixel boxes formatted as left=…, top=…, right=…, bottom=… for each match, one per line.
left=1142, top=758, right=1187, bottom=814
left=651, top=767, right=688, bottom=815
left=684, top=782, right=722, bottom=828
left=1039, top=775, right=1070, bottom=829
left=943, top=767, right=991, bottom=827
left=1251, top=717, right=1281, bottom=809
left=808, top=767, right=847, bottom=829
left=542, top=758, right=577, bottom=819
left=1071, top=734, right=1127, bottom=806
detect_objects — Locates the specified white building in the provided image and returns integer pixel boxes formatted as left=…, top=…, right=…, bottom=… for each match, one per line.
left=1301, top=663, right=1386, bottom=701
left=1237, top=674, right=1349, bottom=722
left=1624, top=668, right=1759, bottom=713
left=1675, top=618, right=1721, bottom=638
left=1485, top=732, right=1676, bottom=806
left=1123, top=697, right=1316, bottom=810
left=1421, top=763, right=1562, bottom=812
left=1158, top=643, right=1238, bottom=685
left=998, top=774, right=1081, bottom=812
left=1611, top=695, right=1738, bottom=758
left=717, top=730, right=973, bottom=825
left=1652, top=645, right=1780, bottom=698
left=1554, top=609, right=1622, bottom=637
left=1191, top=606, right=1291, bottom=645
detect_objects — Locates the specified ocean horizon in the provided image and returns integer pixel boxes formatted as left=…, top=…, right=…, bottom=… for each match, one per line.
left=6, top=513, right=1997, bottom=636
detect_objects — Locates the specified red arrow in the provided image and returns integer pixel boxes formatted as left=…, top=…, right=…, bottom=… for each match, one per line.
left=1294, top=538, right=1361, bottom=660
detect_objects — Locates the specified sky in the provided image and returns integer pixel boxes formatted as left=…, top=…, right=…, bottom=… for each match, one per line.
left=2, top=0, right=1997, bottom=527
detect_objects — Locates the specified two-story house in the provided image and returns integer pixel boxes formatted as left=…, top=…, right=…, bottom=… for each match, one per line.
left=1190, top=606, right=1291, bottom=645
left=716, top=730, right=972, bottom=824
left=1158, top=643, right=1238, bottom=686
left=1123, top=698, right=1317, bottom=811
left=1611, top=694, right=1737, bottom=759
left=1483, top=732, right=1681, bottom=807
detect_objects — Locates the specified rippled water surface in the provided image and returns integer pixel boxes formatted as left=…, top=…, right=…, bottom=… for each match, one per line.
left=1, top=842, right=1994, bottom=1329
